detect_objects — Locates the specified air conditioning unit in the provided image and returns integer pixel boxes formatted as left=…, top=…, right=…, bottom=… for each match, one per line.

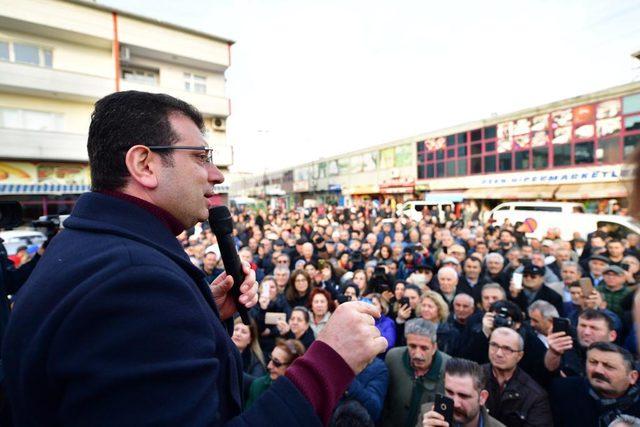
left=212, top=117, right=226, bottom=132
left=120, top=46, right=131, bottom=62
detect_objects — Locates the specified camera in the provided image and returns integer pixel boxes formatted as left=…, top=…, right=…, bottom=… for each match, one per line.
left=493, top=306, right=513, bottom=328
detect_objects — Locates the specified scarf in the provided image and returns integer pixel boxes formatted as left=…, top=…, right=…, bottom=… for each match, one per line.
left=588, top=383, right=640, bottom=426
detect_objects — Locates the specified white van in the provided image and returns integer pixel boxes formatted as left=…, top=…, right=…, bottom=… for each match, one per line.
left=396, top=201, right=455, bottom=222
left=489, top=202, right=640, bottom=240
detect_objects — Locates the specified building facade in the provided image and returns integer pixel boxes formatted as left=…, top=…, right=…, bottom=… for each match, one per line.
left=0, top=0, right=233, bottom=219
left=233, top=81, right=638, bottom=212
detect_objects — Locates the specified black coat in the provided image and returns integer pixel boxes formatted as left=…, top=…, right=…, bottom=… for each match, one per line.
left=482, top=364, right=553, bottom=427
left=511, top=284, right=564, bottom=317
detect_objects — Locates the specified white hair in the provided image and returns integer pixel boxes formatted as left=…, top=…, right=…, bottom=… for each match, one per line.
left=437, top=266, right=458, bottom=280
left=485, top=252, right=505, bottom=265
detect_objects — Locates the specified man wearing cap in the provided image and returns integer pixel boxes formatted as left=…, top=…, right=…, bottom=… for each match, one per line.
left=587, top=254, right=609, bottom=288
left=510, top=264, right=564, bottom=317
left=600, top=265, right=632, bottom=318
left=398, top=248, right=420, bottom=280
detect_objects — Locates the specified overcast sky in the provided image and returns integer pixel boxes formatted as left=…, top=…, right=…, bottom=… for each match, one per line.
left=100, top=0, right=640, bottom=174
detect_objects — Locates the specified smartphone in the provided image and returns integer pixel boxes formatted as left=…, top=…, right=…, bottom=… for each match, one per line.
left=265, top=312, right=286, bottom=325
left=512, top=272, right=523, bottom=290
left=260, top=283, right=270, bottom=301
left=399, top=296, right=410, bottom=307
left=434, top=393, right=454, bottom=425
left=552, top=317, right=571, bottom=335
left=579, top=277, right=595, bottom=297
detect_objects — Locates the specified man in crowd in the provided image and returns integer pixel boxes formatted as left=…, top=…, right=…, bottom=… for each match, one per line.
left=600, top=265, right=632, bottom=318
left=436, top=266, right=460, bottom=307
left=421, top=358, right=505, bottom=427
left=482, top=327, right=552, bottom=427
left=460, top=256, right=486, bottom=303
left=382, top=318, right=450, bottom=427
left=587, top=254, right=610, bottom=288
left=273, top=265, right=290, bottom=294
left=550, top=342, right=640, bottom=426
left=527, top=300, right=559, bottom=348
left=201, top=248, right=224, bottom=283
left=545, top=308, right=617, bottom=377
left=2, top=91, right=387, bottom=426
left=560, top=260, right=582, bottom=303
left=483, top=253, right=509, bottom=291
left=509, top=264, right=563, bottom=317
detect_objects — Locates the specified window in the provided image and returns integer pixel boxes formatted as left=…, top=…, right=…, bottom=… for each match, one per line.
left=625, top=115, right=640, bottom=132
left=484, top=126, right=497, bottom=139
left=427, top=164, right=435, bottom=178
left=532, top=147, right=548, bottom=169
left=122, top=67, right=158, bottom=85
left=184, top=72, right=207, bottom=93
left=623, top=94, right=640, bottom=114
left=624, top=135, right=640, bottom=156
left=471, top=129, right=482, bottom=141
left=14, top=43, right=39, bottom=65
left=418, top=165, right=425, bottom=179
left=0, top=41, right=8, bottom=61
left=427, top=152, right=434, bottom=161
left=457, top=132, right=467, bottom=143
left=0, top=108, right=63, bottom=131
left=417, top=151, right=425, bottom=163
left=485, top=141, right=496, bottom=152
left=598, top=137, right=620, bottom=163
left=484, top=155, right=496, bottom=172
left=457, top=146, right=467, bottom=156
left=436, top=162, right=444, bottom=176
left=446, top=135, right=455, bottom=146
left=436, top=150, right=444, bottom=160
left=574, top=141, right=594, bottom=164
left=471, top=143, right=482, bottom=155
left=417, top=141, right=425, bottom=151
left=499, top=153, right=512, bottom=171
left=515, top=206, right=561, bottom=212
left=471, top=157, right=482, bottom=174
left=1, top=41, right=52, bottom=67
left=457, top=159, right=467, bottom=175
left=515, top=150, right=530, bottom=170
left=553, top=144, right=571, bottom=167
left=447, top=148, right=455, bottom=158
left=446, top=160, right=456, bottom=176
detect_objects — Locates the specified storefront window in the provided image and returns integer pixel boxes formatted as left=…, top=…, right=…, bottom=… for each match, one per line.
left=532, top=147, right=548, bottom=169
left=515, top=150, right=530, bottom=170
left=623, top=94, right=640, bottom=114
left=574, top=141, right=594, bottom=164
left=553, top=144, right=571, bottom=167
left=484, top=125, right=497, bottom=139
left=599, top=137, right=620, bottom=163
left=624, top=135, right=640, bottom=156
left=484, top=155, right=496, bottom=172
left=499, top=153, right=512, bottom=171
left=471, top=157, right=482, bottom=174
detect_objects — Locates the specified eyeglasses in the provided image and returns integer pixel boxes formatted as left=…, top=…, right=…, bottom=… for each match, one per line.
left=147, top=145, right=214, bottom=164
left=523, top=273, right=539, bottom=278
left=488, top=341, right=521, bottom=356
left=269, top=355, right=290, bottom=368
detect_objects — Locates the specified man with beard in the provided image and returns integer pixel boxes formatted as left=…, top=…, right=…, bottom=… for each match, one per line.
left=550, top=342, right=640, bottom=426
left=421, top=358, right=505, bottom=427
left=382, top=319, right=450, bottom=427
left=544, top=308, right=616, bottom=377
left=482, top=328, right=552, bottom=427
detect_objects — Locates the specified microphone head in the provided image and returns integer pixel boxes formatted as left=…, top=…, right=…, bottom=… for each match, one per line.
left=209, top=205, right=233, bottom=236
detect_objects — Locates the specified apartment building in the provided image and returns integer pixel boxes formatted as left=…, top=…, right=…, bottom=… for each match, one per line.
left=0, top=0, right=233, bottom=219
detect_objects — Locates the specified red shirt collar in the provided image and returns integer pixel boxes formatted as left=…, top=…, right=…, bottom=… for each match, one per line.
left=98, top=190, right=185, bottom=236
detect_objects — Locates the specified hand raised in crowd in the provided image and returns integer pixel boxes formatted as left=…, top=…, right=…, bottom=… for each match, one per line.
left=584, top=290, right=606, bottom=310
left=209, top=261, right=258, bottom=320
left=422, top=408, right=450, bottom=427
left=547, top=331, right=573, bottom=356
left=317, top=301, right=388, bottom=374
left=276, top=319, right=290, bottom=335
left=258, top=293, right=270, bottom=310
left=508, top=278, right=522, bottom=298
left=397, top=304, right=412, bottom=321
left=381, top=289, right=394, bottom=302
left=482, top=311, right=496, bottom=337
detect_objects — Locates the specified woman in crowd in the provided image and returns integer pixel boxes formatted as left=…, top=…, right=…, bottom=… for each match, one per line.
left=308, top=288, right=335, bottom=335
left=252, top=276, right=292, bottom=356
left=343, top=283, right=360, bottom=302
left=368, top=293, right=396, bottom=354
left=419, top=290, right=460, bottom=356
left=394, top=284, right=422, bottom=346
left=275, top=306, right=316, bottom=349
left=245, top=339, right=305, bottom=409
left=376, top=244, right=393, bottom=262
left=389, top=280, right=406, bottom=318
left=285, top=269, right=312, bottom=308
left=317, top=260, right=341, bottom=299
left=352, top=269, right=368, bottom=296
left=231, top=317, right=266, bottom=379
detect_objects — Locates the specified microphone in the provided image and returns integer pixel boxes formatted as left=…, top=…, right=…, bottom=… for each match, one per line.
left=208, top=206, right=250, bottom=325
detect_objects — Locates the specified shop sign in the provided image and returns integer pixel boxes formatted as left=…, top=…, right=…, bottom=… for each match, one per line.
left=477, top=165, right=633, bottom=187
left=0, top=161, right=90, bottom=185
left=293, top=181, right=309, bottom=192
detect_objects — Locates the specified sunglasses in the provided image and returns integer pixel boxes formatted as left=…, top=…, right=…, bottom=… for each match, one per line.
left=269, top=356, right=289, bottom=368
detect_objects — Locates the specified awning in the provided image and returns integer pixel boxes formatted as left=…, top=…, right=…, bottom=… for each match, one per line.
left=463, top=185, right=556, bottom=199
left=0, top=184, right=90, bottom=195
left=555, top=182, right=629, bottom=199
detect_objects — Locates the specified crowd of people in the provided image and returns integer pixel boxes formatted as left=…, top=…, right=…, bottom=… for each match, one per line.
left=183, top=199, right=640, bottom=427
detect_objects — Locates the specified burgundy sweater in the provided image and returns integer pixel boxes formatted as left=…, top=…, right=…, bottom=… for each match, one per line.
left=100, top=191, right=355, bottom=424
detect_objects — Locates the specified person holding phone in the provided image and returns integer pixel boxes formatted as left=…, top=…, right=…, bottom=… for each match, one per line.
left=421, top=358, right=505, bottom=427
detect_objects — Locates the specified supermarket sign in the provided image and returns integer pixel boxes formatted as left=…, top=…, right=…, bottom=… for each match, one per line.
left=478, top=165, right=633, bottom=187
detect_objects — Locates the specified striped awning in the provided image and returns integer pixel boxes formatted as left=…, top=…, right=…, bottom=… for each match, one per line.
left=0, top=184, right=91, bottom=195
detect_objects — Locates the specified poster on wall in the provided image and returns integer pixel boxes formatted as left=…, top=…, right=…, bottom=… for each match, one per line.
left=596, top=117, right=622, bottom=137
left=531, top=131, right=548, bottom=147
left=0, top=162, right=91, bottom=185
left=551, top=109, right=572, bottom=127
left=596, top=100, right=621, bottom=119
left=497, top=121, right=513, bottom=144
left=513, top=118, right=531, bottom=135
left=573, top=105, right=595, bottom=125
left=379, top=147, right=395, bottom=169
left=531, top=114, right=549, bottom=131
left=574, top=124, right=595, bottom=139
left=394, top=144, right=413, bottom=167
left=552, top=126, right=571, bottom=144
left=362, top=151, right=379, bottom=172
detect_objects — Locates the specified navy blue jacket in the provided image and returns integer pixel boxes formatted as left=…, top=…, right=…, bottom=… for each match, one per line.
left=2, top=192, right=320, bottom=427
left=341, top=357, right=389, bottom=422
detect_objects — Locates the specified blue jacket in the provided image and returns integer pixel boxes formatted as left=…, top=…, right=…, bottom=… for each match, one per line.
left=2, top=192, right=320, bottom=427
left=342, top=357, right=389, bottom=422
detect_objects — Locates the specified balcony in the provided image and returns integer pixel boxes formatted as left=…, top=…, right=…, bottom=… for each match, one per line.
left=120, top=80, right=229, bottom=117
left=0, top=127, right=88, bottom=161
left=0, top=61, right=114, bottom=102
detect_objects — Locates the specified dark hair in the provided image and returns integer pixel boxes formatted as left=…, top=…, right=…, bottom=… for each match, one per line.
left=329, top=400, right=374, bottom=427
left=489, top=300, right=523, bottom=324
left=445, top=358, right=486, bottom=391
left=343, top=283, right=360, bottom=298
left=286, top=269, right=312, bottom=302
left=308, top=288, right=336, bottom=313
left=404, top=284, right=423, bottom=296
left=274, top=338, right=306, bottom=363
left=588, top=341, right=636, bottom=372
left=88, top=91, right=205, bottom=191
left=291, top=306, right=311, bottom=323
left=579, top=308, right=614, bottom=332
